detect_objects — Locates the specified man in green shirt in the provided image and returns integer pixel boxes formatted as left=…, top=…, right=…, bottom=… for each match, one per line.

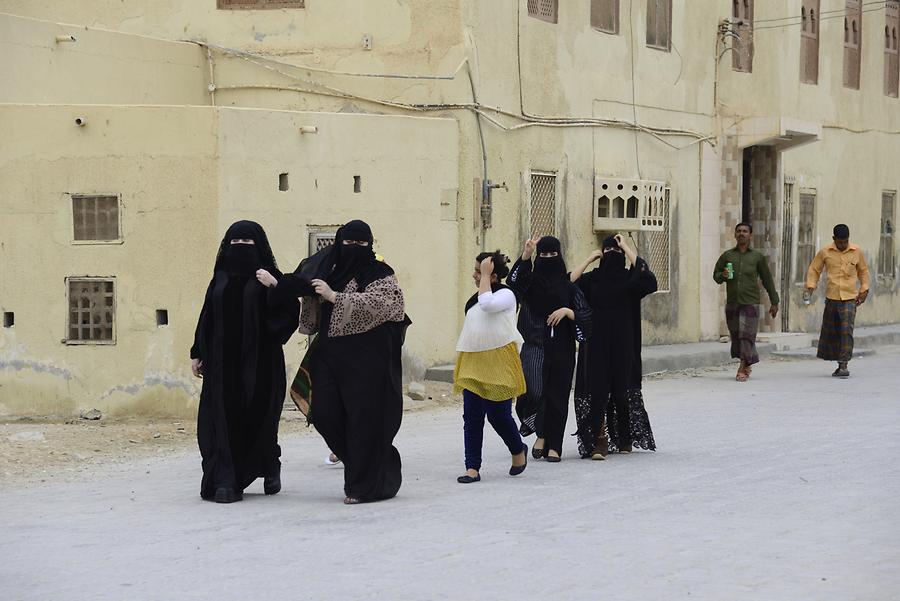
left=713, top=222, right=780, bottom=382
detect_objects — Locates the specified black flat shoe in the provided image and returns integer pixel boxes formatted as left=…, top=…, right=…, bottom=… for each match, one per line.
left=545, top=454, right=561, bottom=463
left=509, top=452, right=527, bottom=477
left=214, top=487, right=243, bottom=503
left=264, top=475, right=281, bottom=495
left=457, top=474, right=481, bottom=484
left=531, top=444, right=544, bottom=459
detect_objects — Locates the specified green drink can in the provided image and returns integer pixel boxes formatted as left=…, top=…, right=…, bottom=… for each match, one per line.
left=726, top=262, right=734, bottom=280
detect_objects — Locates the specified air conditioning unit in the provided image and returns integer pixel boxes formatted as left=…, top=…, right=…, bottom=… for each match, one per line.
left=593, top=177, right=668, bottom=233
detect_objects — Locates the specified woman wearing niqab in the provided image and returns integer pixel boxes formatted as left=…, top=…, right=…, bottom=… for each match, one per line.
left=507, top=236, right=591, bottom=462
left=261, top=219, right=407, bottom=504
left=190, top=221, right=299, bottom=503
left=571, top=234, right=657, bottom=460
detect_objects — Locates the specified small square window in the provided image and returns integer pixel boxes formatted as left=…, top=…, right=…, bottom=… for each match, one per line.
left=66, top=278, right=115, bottom=344
left=353, top=175, right=362, bottom=193
left=527, top=0, right=558, bottom=24
left=279, top=173, right=289, bottom=192
left=156, top=309, right=169, bottom=327
left=72, top=195, right=120, bottom=242
left=2, top=312, right=13, bottom=328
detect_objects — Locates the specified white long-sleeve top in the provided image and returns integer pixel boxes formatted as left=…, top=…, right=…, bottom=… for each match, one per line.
left=455, top=288, right=523, bottom=353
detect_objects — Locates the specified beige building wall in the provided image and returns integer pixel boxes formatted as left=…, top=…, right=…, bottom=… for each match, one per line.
left=2, top=1, right=899, bottom=416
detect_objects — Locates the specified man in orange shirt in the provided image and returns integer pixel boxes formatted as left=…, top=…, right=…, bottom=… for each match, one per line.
left=805, top=224, right=870, bottom=378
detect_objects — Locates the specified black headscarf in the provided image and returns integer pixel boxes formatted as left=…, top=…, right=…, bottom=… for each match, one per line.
left=213, top=220, right=278, bottom=276
left=597, top=235, right=628, bottom=282
left=527, top=236, right=570, bottom=318
left=324, top=219, right=392, bottom=292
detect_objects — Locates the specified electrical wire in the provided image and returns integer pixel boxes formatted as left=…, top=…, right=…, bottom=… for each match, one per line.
left=752, top=0, right=888, bottom=25
left=755, top=5, right=888, bottom=32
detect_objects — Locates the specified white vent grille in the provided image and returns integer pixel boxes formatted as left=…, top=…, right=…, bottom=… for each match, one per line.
left=593, top=177, right=667, bottom=232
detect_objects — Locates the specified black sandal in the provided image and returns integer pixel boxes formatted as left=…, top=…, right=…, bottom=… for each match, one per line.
left=531, top=443, right=544, bottom=459
left=457, top=473, right=481, bottom=484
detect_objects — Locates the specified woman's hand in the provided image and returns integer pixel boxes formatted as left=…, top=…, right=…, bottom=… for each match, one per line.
left=480, top=256, right=494, bottom=275
left=311, top=279, right=337, bottom=303
left=522, top=235, right=540, bottom=261
left=547, top=308, right=574, bottom=326
left=587, top=249, right=604, bottom=264
left=191, top=358, right=203, bottom=378
left=256, top=269, right=278, bottom=288
left=615, top=234, right=638, bottom=265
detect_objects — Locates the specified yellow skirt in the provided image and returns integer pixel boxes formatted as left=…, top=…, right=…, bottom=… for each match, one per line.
left=453, top=342, right=526, bottom=402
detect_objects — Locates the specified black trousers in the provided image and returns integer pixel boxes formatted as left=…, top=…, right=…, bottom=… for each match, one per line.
left=537, top=345, right=575, bottom=456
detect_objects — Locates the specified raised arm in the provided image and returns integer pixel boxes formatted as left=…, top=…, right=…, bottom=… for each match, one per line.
left=571, top=249, right=603, bottom=282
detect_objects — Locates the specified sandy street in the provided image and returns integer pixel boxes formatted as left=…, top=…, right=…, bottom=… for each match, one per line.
left=2, top=352, right=899, bottom=600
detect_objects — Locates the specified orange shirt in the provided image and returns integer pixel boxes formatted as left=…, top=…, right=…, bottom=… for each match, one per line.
left=805, top=243, right=870, bottom=301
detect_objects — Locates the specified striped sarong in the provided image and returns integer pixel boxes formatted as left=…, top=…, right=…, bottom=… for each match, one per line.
left=725, top=304, right=760, bottom=366
left=817, top=299, right=856, bottom=362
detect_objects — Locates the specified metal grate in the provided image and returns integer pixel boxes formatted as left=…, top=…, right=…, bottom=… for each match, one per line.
left=72, top=195, right=119, bottom=241
left=218, top=0, right=304, bottom=9
left=795, top=193, right=816, bottom=283
left=527, top=0, right=558, bottom=24
left=640, top=188, right=671, bottom=292
left=879, top=192, right=896, bottom=278
left=591, top=0, right=619, bottom=33
left=308, top=231, right=336, bottom=257
left=67, top=278, right=115, bottom=343
left=530, top=172, right=557, bottom=238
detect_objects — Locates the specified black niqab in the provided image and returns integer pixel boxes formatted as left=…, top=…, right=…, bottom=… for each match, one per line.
left=527, top=236, right=570, bottom=317
left=326, top=220, right=378, bottom=292
left=213, top=220, right=278, bottom=275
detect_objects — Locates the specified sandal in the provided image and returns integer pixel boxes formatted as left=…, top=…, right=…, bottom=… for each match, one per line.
left=343, top=496, right=363, bottom=505
left=531, top=442, right=545, bottom=459
left=457, top=473, right=481, bottom=484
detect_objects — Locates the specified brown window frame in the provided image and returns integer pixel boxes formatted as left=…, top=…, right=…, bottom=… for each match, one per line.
left=527, top=0, right=558, bottom=24
left=217, top=0, right=305, bottom=9
left=646, top=0, right=672, bottom=52
left=885, top=1, right=900, bottom=97
left=843, top=0, right=862, bottom=89
left=732, top=0, right=754, bottom=72
left=591, top=0, right=619, bottom=35
left=71, top=194, right=122, bottom=244
left=65, top=277, right=116, bottom=345
left=801, top=0, right=820, bottom=84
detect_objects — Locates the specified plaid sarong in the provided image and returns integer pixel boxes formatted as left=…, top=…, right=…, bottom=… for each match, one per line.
left=817, top=299, right=856, bottom=362
left=725, top=304, right=760, bottom=366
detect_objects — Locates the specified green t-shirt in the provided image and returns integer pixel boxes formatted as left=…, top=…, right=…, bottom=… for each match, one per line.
left=713, top=247, right=780, bottom=306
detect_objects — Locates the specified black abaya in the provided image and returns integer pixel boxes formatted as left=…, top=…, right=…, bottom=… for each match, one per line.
left=573, top=256, right=657, bottom=456
left=191, top=221, right=299, bottom=500
left=507, top=257, right=591, bottom=457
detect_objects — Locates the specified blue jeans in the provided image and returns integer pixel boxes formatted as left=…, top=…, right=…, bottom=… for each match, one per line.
left=463, top=390, right=526, bottom=471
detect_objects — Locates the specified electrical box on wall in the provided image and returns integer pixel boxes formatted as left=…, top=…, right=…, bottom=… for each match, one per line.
left=593, top=177, right=668, bottom=233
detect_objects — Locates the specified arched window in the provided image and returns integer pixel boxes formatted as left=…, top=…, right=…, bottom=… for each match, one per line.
left=845, top=18, right=849, bottom=43
left=887, top=25, right=892, bottom=49
left=894, top=27, right=898, bottom=50
left=852, top=20, right=858, bottom=45
left=802, top=7, right=807, bottom=32
left=811, top=9, right=816, bottom=34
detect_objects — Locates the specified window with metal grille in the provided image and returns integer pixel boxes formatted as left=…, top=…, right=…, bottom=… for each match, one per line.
left=530, top=172, right=557, bottom=238
left=308, top=230, right=337, bottom=257
left=591, top=0, right=619, bottom=34
left=72, top=195, right=120, bottom=242
left=732, top=0, right=754, bottom=72
left=637, top=188, right=671, bottom=292
left=885, top=1, right=899, bottom=97
left=801, top=0, right=820, bottom=84
left=844, top=0, right=862, bottom=89
left=646, top=0, right=672, bottom=51
left=218, top=0, right=304, bottom=9
left=527, top=0, right=558, bottom=24
left=66, top=278, right=115, bottom=344
left=879, top=191, right=896, bottom=278
left=795, top=192, right=817, bottom=283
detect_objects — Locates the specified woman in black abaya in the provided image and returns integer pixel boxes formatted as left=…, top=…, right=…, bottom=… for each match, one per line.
left=507, top=236, right=591, bottom=462
left=191, top=221, right=299, bottom=503
left=258, top=220, right=408, bottom=504
left=571, top=234, right=657, bottom=460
